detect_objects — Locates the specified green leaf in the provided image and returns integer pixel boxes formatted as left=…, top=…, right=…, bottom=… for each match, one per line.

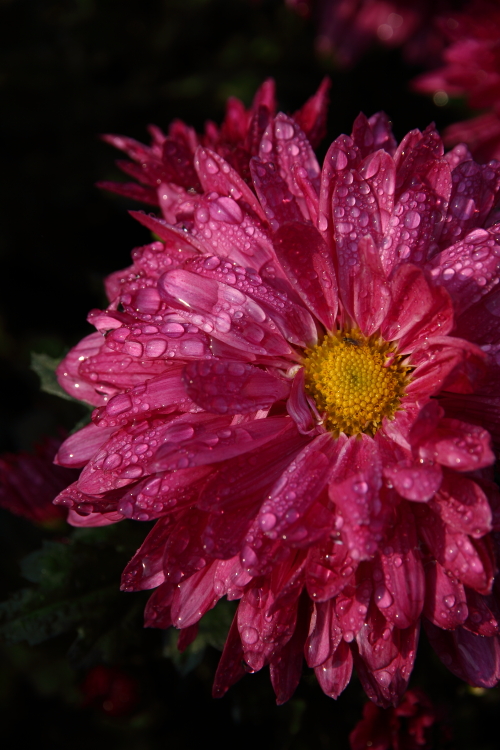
left=30, top=352, right=74, bottom=401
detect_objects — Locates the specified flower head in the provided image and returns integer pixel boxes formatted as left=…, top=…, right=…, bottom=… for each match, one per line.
left=415, top=0, right=500, bottom=162
left=0, top=437, right=75, bottom=525
left=55, top=90, right=500, bottom=707
left=287, top=0, right=455, bottom=67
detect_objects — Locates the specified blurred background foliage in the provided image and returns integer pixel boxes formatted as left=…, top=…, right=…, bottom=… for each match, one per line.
left=0, top=0, right=498, bottom=748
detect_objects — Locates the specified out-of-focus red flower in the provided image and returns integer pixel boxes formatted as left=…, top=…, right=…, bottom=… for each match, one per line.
left=54, top=84, right=500, bottom=707
left=415, top=1, right=500, bottom=161
left=286, top=0, right=458, bottom=67
left=0, top=437, right=77, bottom=525
left=81, top=665, right=140, bottom=717
left=349, top=689, right=437, bottom=749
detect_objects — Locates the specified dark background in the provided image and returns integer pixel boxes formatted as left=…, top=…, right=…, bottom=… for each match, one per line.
left=0, top=1, right=496, bottom=748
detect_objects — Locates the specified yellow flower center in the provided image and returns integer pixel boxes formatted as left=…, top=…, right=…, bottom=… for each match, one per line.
left=303, top=330, right=410, bottom=437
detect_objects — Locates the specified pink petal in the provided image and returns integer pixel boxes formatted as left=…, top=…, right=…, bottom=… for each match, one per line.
left=270, top=596, right=310, bottom=705
left=345, top=235, right=391, bottom=336
left=305, top=599, right=342, bottom=668
left=423, top=561, right=469, bottom=630
left=56, top=333, right=108, bottom=406
left=351, top=112, right=397, bottom=159
left=253, top=432, right=337, bottom=542
left=314, top=639, right=353, bottom=699
left=121, top=516, right=175, bottom=592
left=171, top=562, right=221, bottom=629
left=250, top=158, right=304, bottom=227
left=273, top=221, right=338, bottom=329
left=97, top=180, right=158, bottom=205
left=416, top=417, right=495, bottom=472
left=454, top=283, right=500, bottom=345
left=424, top=619, right=500, bottom=688
left=194, top=146, right=266, bottom=222
left=182, top=255, right=317, bottom=347
left=94, top=367, right=198, bottom=430
left=159, top=269, right=293, bottom=357
left=212, top=614, right=247, bottom=698
left=372, top=504, right=425, bottom=629
left=335, top=570, right=372, bottom=640
left=383, top=460, right=442, bottom=502
left=408, top=338, right=487, bottom=400
left=381, top=264, right=454, bottom=353
left=415, top=504, right=494, bottom=594
left=464, top=587, right=500, bottom=637
left=440, top=159, right=500, bottom=248
left=305, top=539, right=358, bottom=602
left=55, top=423, right=118, bottom=468
left=292, top=77, right=330, bottom=149
left=318, top=133, right=360, bottom=245
left=144, top=582, right=173, bottom=629
left=355, top=620, right=419, bottom=708
left=183, top=360, right=289, bottom=414
left=258, top=113, right=321, bottom=205
left=428, top=226, right=500, bottom=313
left=192, top=196, right=274, bottom=270
left=430, top=471, right=492, bottom=538
left=237, top=581, right=299, bottom=671
left=67, top=509, right=125, bottom=527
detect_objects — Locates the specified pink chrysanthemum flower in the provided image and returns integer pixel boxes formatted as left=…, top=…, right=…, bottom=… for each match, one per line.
left=55, top=97, right=500, bottom=707
left=415, top=1, right=500, bottom=162
left=287, top=0, right=456, bottom=67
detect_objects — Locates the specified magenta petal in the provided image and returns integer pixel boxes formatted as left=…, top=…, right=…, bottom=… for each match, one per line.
left=259, top=113, right=321, bottom=202
left=314, top=639, right=353, bottom=699
left=429, top=226, right=500, bottom=313
left=305, top=599, right=342, bottom=668
left=171, top=562, right=221, bottom=629
left=237, top=582, right=299, bottom=672
left=144, top=583, right=173, bottom=629
left=97, top=179, right=159, bottom=205
left=270, top=595, right=309, bottom=705
left=121, top=516, right=174, bottom=592
left=373, top=504, right=424, bottom=629
left=416, top=417, right=495, bottom=472
left=192, top=196, right=274, bottom=270
left=351, top=112, right=397, bottom=159
left=273, top=221, right=338, bottom=329
left=355, top=620, right=419, bottom=708
left=423, top=561, right=468, bottom=630
left=67, top=509, right=125, bottom=527
left=183, top=360, right=289, bottom=414
left=55, top=423, right=118, bottom=468
left=335, top=572, right=372, bottom=639
left=254, top=432, right=337, bottom=541
left=287, top=368, right=316, bottom=435
left=440, top=159, right=500, bottom=248
left=464, top=587, right=500, bottom=637
left=292, top=77, right=330, bottom=150
left=56, top=333, right=108, bottom=406
left=250, top=157, right=304, bottom=227
left=424, top=619, right=500, bottom=688
left=183, top=255, right=317, bottom=348
left=415, top=504, right=494, bottom=594
left=318, top=133, right=360, bottom=244
left=346, top=234, right=391, bottom=336
left=383, top=460, right=442, bottom=502
left=381, top=264, right=454, bottom=353
left=94, top=367, right=198, bottom=430
left=159, top=269, right=293, bottom=357
left=430, top=471, right=492, bottom=538
left=194, top=146, right=266, bottom=222
left=212, top=614, right=247, bottom=698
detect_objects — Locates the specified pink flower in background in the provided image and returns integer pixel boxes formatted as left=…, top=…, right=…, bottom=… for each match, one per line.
left=54, top=90, right=500, bottom=707
left=0, top=437, right=76, bottom=525
left=286, top=0, right=456, bottom=67
left=415, top=1, right=500, bottom=162
left=98, top=78, right=330, bottom=222
left=349, top=689, right=437, bottom=750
